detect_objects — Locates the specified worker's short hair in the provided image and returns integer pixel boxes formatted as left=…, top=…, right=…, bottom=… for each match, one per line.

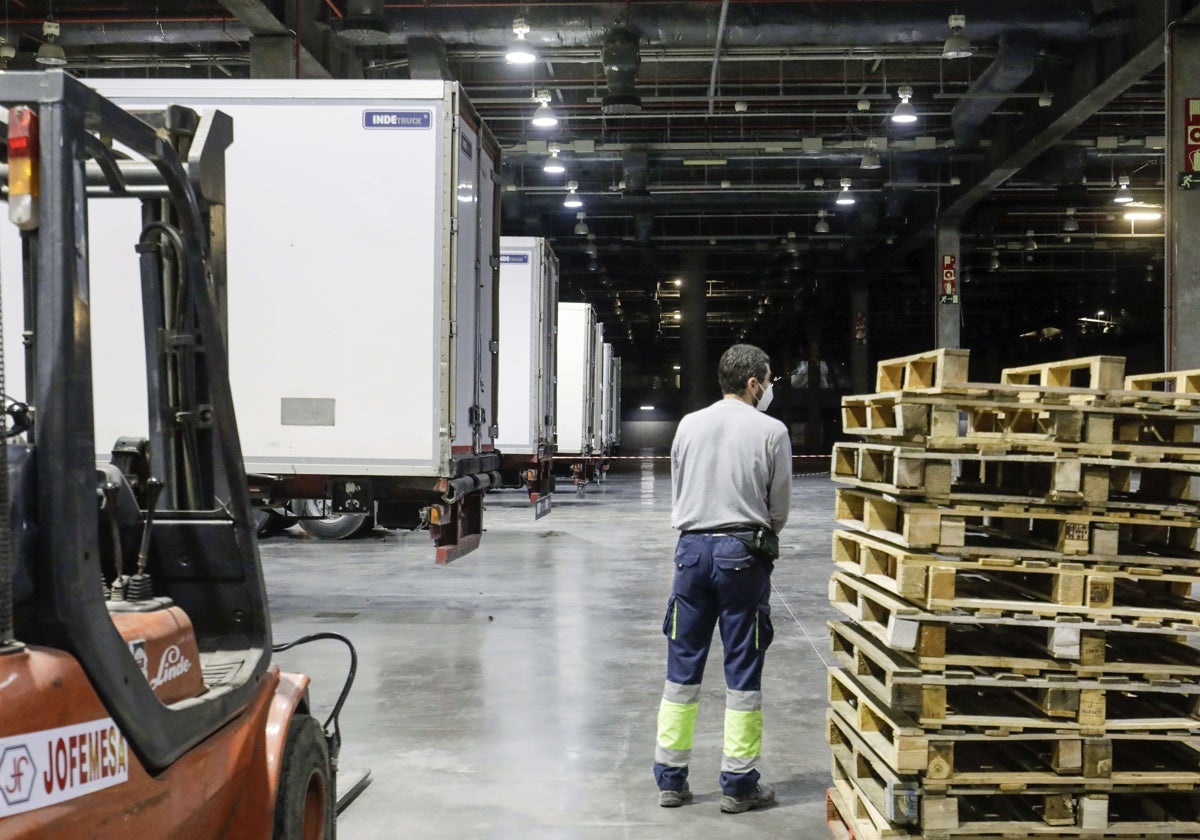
left=718, top=344, right=770, bottom=394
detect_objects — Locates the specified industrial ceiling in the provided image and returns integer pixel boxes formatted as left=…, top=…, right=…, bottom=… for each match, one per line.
left=0, top=1, right=1185, bottom=390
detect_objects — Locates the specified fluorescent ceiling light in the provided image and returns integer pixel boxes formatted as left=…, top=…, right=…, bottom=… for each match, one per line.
left=682, top=158, right=727, bottom=166
left=1124, top=210, right=1162, bottom=221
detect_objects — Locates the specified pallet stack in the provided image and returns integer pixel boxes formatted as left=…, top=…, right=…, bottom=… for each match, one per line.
left=825, top=349, right=1200, bottom=839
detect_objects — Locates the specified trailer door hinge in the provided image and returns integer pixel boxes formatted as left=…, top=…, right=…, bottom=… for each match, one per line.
left=449, top=320, right=456, bottom=337
left=489, top=339, right=499, bottom=353
left=469, top=405, right=486, bottom=425
left=450, top=218, right=459, bottom=233
left=488, top=424, right=499, bottom=438
left=449, top=423, right=456, bottom=437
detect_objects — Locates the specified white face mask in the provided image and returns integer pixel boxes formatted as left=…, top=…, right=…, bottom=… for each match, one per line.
left=754, top=381, right=774, bottom=412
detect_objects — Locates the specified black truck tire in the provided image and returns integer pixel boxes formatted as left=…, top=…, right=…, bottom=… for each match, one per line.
left=295, top=499, right=373, bottom=540
left=273, top=714, right=335, bottom=840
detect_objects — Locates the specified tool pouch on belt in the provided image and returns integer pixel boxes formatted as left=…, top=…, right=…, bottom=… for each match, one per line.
left=732, top=527, right=779, bottom=562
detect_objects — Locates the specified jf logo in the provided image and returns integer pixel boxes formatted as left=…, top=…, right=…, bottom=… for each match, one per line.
left=0, top=745, right=35, bottom=806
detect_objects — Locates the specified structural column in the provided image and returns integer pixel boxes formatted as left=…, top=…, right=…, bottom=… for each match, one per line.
left=934, top=222, right=961, bottom=350
left=1167, top=26, right=1200, bottom=370
left=679, top=252, right=708, bottom=413
left=849, top=278, right=870, bottom=394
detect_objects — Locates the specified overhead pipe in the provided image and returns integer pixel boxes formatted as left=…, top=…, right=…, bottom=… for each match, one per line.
left=36, top=4, right=1100, bottom=49
left=950, top=32, right=1040, bottom=149
left=706, top=0, right=731, bottom=116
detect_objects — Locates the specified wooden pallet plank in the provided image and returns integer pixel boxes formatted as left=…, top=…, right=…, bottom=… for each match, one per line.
left=1002, top=356, right=1126, bottom=391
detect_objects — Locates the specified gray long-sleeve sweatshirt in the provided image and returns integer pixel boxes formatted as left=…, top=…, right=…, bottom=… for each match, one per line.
left=670, top=398, right=792, bottom=534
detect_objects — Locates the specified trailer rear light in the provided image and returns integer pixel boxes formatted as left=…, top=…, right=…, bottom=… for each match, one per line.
left=7, top=106, right=39, bottom=230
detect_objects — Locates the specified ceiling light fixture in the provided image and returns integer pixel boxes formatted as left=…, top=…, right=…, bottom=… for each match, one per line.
left=942, top=14, right=974, bottom=59
left=1023, top=230, right=1038, bottom=251
left=989, top=250, right=1000, bottom=271
left=36, top=18, right=66, bottom=66
left=1062, top=207, right=1080, bottom=232
left=573, top=212, right=589, bottom=235
left=1124, top=209, right=1162, bottom=222
left=814, top=210, right=831, bottom=234
left=543, top=146, right=565, bottom=174
left=563, top=179, right=583, bottom=209
left=836, top=178, right=856, bottom=205
left=531, top=90, right=558, bottom=128
left=505, top=18, right=536, bottom=64
left=860, top=145, right=881, bottom=170
left=583, top=234, right=598, bottom=258
left=892, top=85, right=918, bottom=124
left=1113, top=175, right=1133, bottom=204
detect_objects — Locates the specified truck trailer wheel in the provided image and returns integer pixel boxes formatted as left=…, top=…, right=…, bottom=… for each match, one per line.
left=273, top=714, right=335, bottom=840
left=296, top=499, right=373, bottom=540
left=252, top=507, right=297, bottom=537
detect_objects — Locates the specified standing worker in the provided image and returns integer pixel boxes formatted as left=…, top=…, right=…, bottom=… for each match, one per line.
left=653, top=344, right=792, bottom=813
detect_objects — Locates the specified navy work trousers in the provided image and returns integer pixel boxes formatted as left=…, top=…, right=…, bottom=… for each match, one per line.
left=653, top=532, right=774, bottom=796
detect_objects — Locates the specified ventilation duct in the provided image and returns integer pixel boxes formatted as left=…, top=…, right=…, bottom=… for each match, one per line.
left=341, top=0, right=390, bottom=45
left=950, top=32, right=1039, bottom=149
left=602, top=27, right=642, bottom=115
left=407, top=36, right=452, bottom=80
left=634, top=213, right=654, bottom=243
left=622, top=151, right=650, bottom=196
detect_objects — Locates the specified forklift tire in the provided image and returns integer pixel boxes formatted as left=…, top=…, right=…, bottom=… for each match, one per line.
left=273, top=714, right=335, bottom=840
left=296, top=500, right=373, bottom=540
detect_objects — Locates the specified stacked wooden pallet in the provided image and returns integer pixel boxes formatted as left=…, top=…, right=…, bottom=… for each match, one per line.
left=826, top=349, right=1200, bottom=839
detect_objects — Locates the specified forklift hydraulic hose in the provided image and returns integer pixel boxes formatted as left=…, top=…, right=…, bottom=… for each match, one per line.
left=272, top=631, right=357, bottom=761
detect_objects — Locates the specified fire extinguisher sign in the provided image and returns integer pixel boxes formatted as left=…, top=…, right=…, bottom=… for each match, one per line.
left=939, top=255, right=958, bottom=304
left=1186, top=98, right=1200, bottom=173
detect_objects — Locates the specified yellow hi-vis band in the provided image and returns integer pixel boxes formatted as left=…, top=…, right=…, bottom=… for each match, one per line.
left=657, top=698, right=698, bottom=752
left=724, top=708, right=763, bottom=759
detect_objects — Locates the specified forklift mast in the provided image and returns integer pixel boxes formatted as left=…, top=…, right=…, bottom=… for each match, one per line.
left=1, top=72, right=271, bottom=771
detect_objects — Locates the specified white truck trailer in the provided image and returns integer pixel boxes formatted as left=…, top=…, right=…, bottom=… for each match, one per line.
left=495, top=236, right=558, bottom=517
left=1, top=78, right=501, bottom=563
left=554, top=303, right=611, bottom=487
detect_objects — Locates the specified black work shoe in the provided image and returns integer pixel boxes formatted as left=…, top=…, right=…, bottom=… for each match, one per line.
left=719, top=782, right=776, bottom=813
left=659, top=785, right=694, bottom=808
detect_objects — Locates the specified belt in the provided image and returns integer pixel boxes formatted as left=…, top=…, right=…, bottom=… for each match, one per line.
left=681, top=526, right=763, bottom=538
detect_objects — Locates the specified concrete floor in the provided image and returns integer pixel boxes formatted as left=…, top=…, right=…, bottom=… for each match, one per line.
left=264, top=461, right=839, bottom=839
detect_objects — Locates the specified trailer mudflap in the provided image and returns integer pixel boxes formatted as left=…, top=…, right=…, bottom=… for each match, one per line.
left=430, top=489, right=483, bottom=564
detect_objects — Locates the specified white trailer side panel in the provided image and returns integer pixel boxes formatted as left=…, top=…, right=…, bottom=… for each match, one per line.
left=57, top=79, right=494, bottom=477
left=590, top=323, right=605, bottom=454
left=497, top=236, right=557, bottom=454
left=555, top=303, right=595, bottom=456
left=611, top=356, right=622, bottom=447
left=600, top=342, right=615, bottom=450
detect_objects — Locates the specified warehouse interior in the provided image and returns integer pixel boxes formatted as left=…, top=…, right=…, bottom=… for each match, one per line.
left=0, top=2, right=1198, bottom=838
left=1, top=0, right=1183, bottom=441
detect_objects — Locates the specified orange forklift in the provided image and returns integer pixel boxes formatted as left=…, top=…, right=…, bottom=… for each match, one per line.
left=0, top=72, right=356, bottom=837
